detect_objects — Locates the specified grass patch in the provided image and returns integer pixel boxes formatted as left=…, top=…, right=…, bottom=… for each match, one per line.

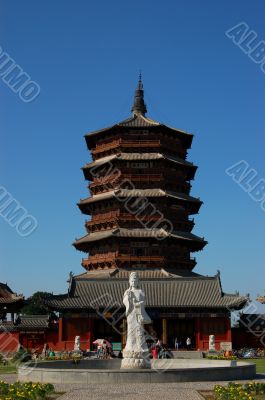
left=245, top=359, right=265, bottom=374
left=0, top=363, right=17, bottom=374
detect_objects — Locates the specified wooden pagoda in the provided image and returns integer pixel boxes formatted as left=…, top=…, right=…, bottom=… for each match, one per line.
left=74, top=76, right=206, bottom=272
left=46, top=77, right=247, bottom=352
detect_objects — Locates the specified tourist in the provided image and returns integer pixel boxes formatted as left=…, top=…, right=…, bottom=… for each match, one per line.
left=151, top=346, right=158, bottom=359
left=49, top=349, right=55, bottom=357
left=96, top=344, right=102, bottom=358
left=174, top=337, right=179, bottom=351
left=102, top=340, right=107, bottom=359
left=186, top=337, right=191, bottom=350
left=156, top=339, right=162, bottom=357
left=161, top=346, right=170, bottom=359
left=44, top=344, right=49, bottom=357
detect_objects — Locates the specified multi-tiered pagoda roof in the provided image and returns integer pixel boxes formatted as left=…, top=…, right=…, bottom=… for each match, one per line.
left=73, top=76, right=208, bottom=273
left=47, top=77, right=247, bottom=312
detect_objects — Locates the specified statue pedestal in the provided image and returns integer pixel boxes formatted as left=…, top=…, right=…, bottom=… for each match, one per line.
left=207, top=349, right=218, bottom=356
left=121, top=350, right=150, bottom=369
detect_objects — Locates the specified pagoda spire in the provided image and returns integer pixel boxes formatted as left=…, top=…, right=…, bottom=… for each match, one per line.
left=131, top=73, right=147, bottom=116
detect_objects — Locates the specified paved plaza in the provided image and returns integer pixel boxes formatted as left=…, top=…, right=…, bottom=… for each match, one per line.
left=1, top=374, right=265, bottom=400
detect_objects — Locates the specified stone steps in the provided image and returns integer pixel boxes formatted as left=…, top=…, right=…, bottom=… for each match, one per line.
left=171, top=350, right=204, bottom=359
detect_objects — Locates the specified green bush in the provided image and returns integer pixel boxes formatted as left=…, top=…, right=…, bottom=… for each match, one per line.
left=12, top=348, right=31, bottom=363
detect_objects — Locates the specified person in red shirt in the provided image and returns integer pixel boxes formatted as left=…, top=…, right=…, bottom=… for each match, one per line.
left=152, top=346, right=158, bottom=359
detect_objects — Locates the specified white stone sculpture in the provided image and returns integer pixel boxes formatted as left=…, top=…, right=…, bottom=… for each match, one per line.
left=74, top=336, right=81, bottom=352
left=121, top=272, right=152, bottom=369
left=209, top=334, right=216, bottom=352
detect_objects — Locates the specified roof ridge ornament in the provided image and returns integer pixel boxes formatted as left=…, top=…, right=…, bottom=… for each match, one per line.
left=131, top=73, right=147, bottom=116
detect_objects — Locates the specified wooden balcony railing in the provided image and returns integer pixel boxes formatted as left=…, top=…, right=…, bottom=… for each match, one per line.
left=92, top=139, right=183, bottom=156
left=86, top=212, right=195, bottom=230
left=89, top=175, right=120, bottom=187
left=117, top=255, right=165, bottom=262
left=82, top=254, right=196, bottom=270
left=92, top=139, right=121, bottom=154
left=87, top=211, right=118, bottom=222
left=82, top=255, right=196, bottom=265
left=82, top=254, right=165, bottom=267
left=89, top=176, right=190, bottom=196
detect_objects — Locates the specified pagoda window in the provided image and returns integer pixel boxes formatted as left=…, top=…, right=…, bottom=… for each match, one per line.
left=131, top=241, right=148, bottom=247
left=130, top=162, right=150, bottom=168
left=150, top=247, right=160, bottom=256
left=129, top=130, right=149, bottom=135
left=132, top=248, right=145, bottom=256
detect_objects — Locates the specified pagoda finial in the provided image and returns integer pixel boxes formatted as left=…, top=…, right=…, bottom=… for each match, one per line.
left=131, top=72, right=147, bottom=116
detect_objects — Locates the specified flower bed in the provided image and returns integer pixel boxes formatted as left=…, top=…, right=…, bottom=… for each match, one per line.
left=0, top=381, right=55, bottom=400
left=200, top=382, right=265, bottom=400
left=206, top=355, right=237, bottom=360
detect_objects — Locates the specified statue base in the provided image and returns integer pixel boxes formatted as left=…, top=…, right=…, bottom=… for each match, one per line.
left=207, top=349, right=217, bottom=355
left=71, top=350, right=82, bottom=356
left=121, top=350, right=151, bottom=369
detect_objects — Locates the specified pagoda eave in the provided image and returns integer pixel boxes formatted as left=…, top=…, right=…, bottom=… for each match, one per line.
left=85, top=117, right=194, bottom=150
left=73, top=228, right=206, bottom=253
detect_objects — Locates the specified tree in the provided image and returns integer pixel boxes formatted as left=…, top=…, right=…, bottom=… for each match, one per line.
left=21, top=291, right=54, bottom=316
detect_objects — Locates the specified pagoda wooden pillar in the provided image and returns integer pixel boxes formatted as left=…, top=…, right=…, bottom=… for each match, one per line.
left=87, top=317, right=93, bottom=350
left=195, top=317, right=201, bottom=350
left=58, top=317, right=63, bottom=344
left=162, top=318, right=167, bottom=345
left=226, top=317, right=232, bottom=342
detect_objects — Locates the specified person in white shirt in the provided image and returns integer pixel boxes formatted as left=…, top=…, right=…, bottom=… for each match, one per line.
left=186, top=337, right=191, bottom=350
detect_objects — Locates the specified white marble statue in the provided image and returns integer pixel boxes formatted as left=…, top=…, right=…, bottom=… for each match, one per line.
left=121, top=272, right=152, bottom=369
left=209, top=335, right=216, bottom=352
left=74, top=336, right=81, bottom=352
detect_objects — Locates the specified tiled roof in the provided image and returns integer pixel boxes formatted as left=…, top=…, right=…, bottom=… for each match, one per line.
left=17, top=315, right=50, bottom=330
left=257, top=296, right=265, bottom=304
left=0, top=298, right=23, bottom=304
left=74, top=228, right=206, bottom=250
left=82, top=152, right=196, bottom=170
left=85, top=114, right=193, bottom=146
left=74, top=268, right=203, bottom=280
left=0, top=315, right=50, bottom=332
left=46, top=273, right=247, bottom=311
left=78, top=189, right=201, bottom=206
left=0, top=322, right=17, bottom=332
left=117, top=114, right=160, bottom=127
left=0, top=282, right=24, bottom=303
left=0, top=283, right=13, bottom=297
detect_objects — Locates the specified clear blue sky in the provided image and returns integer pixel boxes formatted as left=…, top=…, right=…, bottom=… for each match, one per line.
left=1, top=0, right=265, bottom=311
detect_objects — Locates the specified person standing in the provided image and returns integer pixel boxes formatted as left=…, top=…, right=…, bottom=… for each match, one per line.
left=102, top=340, right=107, bottom=359
left=186, top=337, right=191, bottom=350
left=152, top=346, right=158, bottom=359
left=96, top=344, right=102, bottom=358
left=175, top=337, right=179, bottom=350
